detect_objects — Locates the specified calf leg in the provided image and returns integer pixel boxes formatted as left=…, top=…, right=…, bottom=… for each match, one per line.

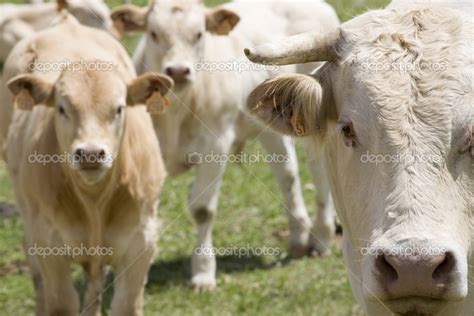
left=24, top=237, right=46, bottom=316
left=189, top=129, right=234, bottom=292
left=81, top=263, right=105, bottom=316
left=259, top=133, right=312, bottom=257
left=20, top=202, right=47, bottom=315
left=307, top=146, right=335, bottom=256
left=110, top=220, right=157, bottom=316
left=36, top=246, right=80, bottom=315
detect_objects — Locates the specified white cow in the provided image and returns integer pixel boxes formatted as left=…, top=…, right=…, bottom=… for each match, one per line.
left=110, top=0, right=339, bottom=291
left=246, top=1, right=473, bottom=315
left=0, top=0, right=113, bottom=63
left=0, top=13, right=172, bottom=315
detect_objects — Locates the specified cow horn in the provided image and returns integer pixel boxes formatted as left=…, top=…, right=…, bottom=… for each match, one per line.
left=244, top=29, right=341, bottom=65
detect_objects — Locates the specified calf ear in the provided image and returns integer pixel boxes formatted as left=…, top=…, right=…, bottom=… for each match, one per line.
left=127, top=73, right=174, bottom=114
left=7, top=74, right=54, bottom=111
left=56, top=0, right=68, bottom=12
left=205, top=8, right=240, bottom=35
left=247, top=74, right=327, bottom=136
left=110, top=5, right=148, bottom=38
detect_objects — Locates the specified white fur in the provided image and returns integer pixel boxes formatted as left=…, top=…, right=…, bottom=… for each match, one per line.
left=249, top=0, right=473, bottom=314
left=130, top=0, right=340, bottom=290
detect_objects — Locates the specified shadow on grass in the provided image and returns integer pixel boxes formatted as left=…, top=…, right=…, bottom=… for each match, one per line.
left=0, top=202, right=16, bottom=218
left=146, top=254, right=291, bottom=288
left=75, top=257, right=191, bottom=312
left=73, top=253, right=290, bottom=312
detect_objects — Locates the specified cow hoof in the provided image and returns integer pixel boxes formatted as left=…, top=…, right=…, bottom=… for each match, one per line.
left=309, top=241, right=332, bottom=257
left=191, top=274, right=216, bottom=293
left=309, top=223, right=335, bottom=257
left=289, top=243, right=309, bottom=258
left=309, top=247, right=331, bottom=258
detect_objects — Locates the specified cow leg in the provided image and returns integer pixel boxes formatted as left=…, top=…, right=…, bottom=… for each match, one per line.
left=189, top=129, right=234, bottom=292
left=258, top=133, right=312, bottom=257
left=36, top=247, right=79, bottom=315
left=81, top=263, right=105, bottom=316
left=307, top=145, right=335, bottom=256
left=19, top=201, right=47, bottom=315
left=110, top=223, right=157, bottom=316
left=24, top=237, right=46, bottom=315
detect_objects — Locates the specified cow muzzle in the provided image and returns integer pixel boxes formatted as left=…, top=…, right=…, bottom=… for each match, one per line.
left=71, top=143, right=113, bottom=172
left=164, top=64, right=193, bottom=84
left=364, top=239, right=468, bottom=314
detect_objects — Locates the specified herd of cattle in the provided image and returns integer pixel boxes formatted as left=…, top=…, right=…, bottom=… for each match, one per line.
left=0, top=0, right=472, bottom=315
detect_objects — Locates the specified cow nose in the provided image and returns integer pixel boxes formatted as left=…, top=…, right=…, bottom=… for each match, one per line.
left=165, top=65, right=191, bottom=83
left=73, top=145, right=107, bottom=170
left=375, top=250, right=456, bottom=298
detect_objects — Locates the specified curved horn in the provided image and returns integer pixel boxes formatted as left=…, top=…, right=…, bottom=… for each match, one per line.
left=244, top=29, right=341, bottom=65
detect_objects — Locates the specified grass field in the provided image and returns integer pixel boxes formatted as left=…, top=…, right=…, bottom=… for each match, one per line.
left=0, top=0, right=390, bottom=314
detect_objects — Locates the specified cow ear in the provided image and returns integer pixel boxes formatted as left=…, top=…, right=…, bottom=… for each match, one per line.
left=56, top=0, right=68, bottom=12
left=7, top=74, right=54, bottom=111
left=205, top=8, right=240, bottom=35
left=127, top=73, right=174, bottom=114
left=110, top=5, right=148, bottom=38
left=247, top=74, right=328, bottom=136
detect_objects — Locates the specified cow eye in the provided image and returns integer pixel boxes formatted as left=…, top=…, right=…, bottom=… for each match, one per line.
left=196, top=32, right=202, bottom=41
left=341, top=122, right=356, bottom=147
left=57, top=105, right=67, bottom=118
left=459, top=127, right=473, bottom=155
left=150, top=31, right=158, bottom=43
left=116, top=106, right=125, bottom=116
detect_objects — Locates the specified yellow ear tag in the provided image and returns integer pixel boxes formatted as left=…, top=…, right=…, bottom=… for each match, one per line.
left=146, top=91, right=169, bottom=115
left=290, top=115, right=307, bottom=136
left=111, top=18, right=125, bottom=40
left=14, top=88, right=35, bottom=111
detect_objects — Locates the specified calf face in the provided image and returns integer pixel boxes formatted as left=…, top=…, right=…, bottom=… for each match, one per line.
left=8, top=69, right=172, bottom=185
left=111, top=0, right=239, bottom=84
left=246, top=7, right=473, bottom=315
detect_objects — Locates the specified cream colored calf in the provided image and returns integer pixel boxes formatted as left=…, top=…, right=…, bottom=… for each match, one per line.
left=1, top=14, right=172, bottom=315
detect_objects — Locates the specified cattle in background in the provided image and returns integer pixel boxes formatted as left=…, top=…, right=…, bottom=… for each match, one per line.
left=0, top=13, right=172, bottom=315
left=110, top=0, right=340, bottom=291
left=246, top=0, right=473, bottom=315
left=0, top=0, right=113, bottom=63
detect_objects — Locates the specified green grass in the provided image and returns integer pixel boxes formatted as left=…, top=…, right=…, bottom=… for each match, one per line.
left=0, top=0, right=389, bottom=314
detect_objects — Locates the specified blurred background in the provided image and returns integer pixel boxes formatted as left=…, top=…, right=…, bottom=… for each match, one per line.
left=0, top=0, right=389, bottom=314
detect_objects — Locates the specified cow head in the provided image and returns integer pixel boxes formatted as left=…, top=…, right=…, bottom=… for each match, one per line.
left=57, top=0, right=113, bottom=33
left=246, top=7, right=473, bottom=315
left=8, top=69, right=173, bottom=185
left=111, top=0, right=240, bottom=85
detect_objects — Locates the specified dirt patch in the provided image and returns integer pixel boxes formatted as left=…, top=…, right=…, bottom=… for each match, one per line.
left=0, top=202, right=16, bottom=218
left=0, top=260, right=29, bottom=277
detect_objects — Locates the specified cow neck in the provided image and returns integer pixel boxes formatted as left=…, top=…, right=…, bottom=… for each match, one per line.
left=65, top=156, right=122, bottom=259
left=66, top=156, right=121, bottom=204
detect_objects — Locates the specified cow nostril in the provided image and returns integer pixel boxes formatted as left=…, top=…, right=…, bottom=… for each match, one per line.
left=183, top=67, right=190, bottom=75
left=375, top=255, right=398, bottom=284
left=165, top=67, right=173, bottom=77
left=433, top=252, right=455, bottom=282
left=75, top=148, right=85, bottom=158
